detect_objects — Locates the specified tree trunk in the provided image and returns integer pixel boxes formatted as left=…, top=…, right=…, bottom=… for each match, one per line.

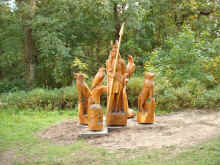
left=157, top=24, right=161, bottom=45
left=0, top=69, right=3, bottom=80
left=113, top=2, right=121, bottom=41
left=24, top=25, right=36, bottom=88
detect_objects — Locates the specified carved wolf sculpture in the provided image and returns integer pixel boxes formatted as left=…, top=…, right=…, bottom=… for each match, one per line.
left=137, top=72, right=156, bottom=123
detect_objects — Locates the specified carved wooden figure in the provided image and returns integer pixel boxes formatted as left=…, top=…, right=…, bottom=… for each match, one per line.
left=106, top=40, right=128, bottom=126
left=74, top=73, right=91, bottom=125
left=126, top=55, right=136, bottom=118
left=89, top=67, right=107, bottom=105
left=137, top=72, right=156, bottom=123
left=89, top=86, right=107, bottom=105
left=122, top=74, right=136, bottom=118
left=91, top=68, right=105, bottom=90
left=126, top=55, right=136, bottom=78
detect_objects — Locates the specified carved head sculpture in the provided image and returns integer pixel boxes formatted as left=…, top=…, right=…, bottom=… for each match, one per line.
left=128, top=55, right=133, bottom=62
left=111, top=40, right=118, bottom=49
left=111, top=40, right=119, bottom=55
left=144, top=72, right=155, bottom=80
left=74, top=73, right=84, bottom=82
left=98, top=67, right=105, bottom=72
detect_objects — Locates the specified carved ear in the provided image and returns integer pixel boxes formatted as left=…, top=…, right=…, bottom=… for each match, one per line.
left=78, top=74, right=84, bottom=79
left=144, top=72, right=155, bottom=79
left=110, top=40, right=113, bottom=46
left=144, top=72, right=149, bottom=79
left=151, top=73, right=155, bottom=79
left=100, top=67, right=105, bottom=71
left=73, top=73, right=78, bottom=78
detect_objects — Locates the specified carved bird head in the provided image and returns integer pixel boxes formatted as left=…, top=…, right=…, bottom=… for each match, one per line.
left=144, top=72, right=155, bottom=80
left=98, top=67, right=105, bottom=72
left=128, top=55, right=132, bottom=60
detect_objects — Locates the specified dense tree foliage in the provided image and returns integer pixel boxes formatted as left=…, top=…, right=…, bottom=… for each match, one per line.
left=0, top=0, right=219, bottom=92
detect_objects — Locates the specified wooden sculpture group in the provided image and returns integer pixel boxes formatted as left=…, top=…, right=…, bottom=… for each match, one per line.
left=74, top=24, right=156, bottom=131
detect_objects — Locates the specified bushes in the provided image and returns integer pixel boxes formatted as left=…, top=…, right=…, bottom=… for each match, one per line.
left=127, top=76, right=144, bottom=106
left=146, top=28, right=219, bottom=88
left=0, top=85, right=78, bottom=110
left=1, top=76, right=219, bottom=111
left=0, top=79, right=26, bottom=93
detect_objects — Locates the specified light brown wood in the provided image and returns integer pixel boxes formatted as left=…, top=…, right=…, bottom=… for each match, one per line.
left=137, top=72, right=156, bottom=124
left=74, top=73, right=91, bottom=125
left=126, top=55, right=136, bottom=78
left=106, top=24, right=137, bottom=124
left=91, top=68, right=105, bottom=90
left=89, top=86, right=107, bottom=105
left=106, top=40, right=128, bottom=126
left=137, top=99, right=155, bottom=123
left=75, top=68, right=106, bottom=126
left=88, top=104, right=103, bottom=131
left=127, top=108, right=136, bottom=118
left=106, top=112, right=127, bottom=126
left=89, top=68, right=107, bottom=105
left=122, top=74, right=136, bottom=118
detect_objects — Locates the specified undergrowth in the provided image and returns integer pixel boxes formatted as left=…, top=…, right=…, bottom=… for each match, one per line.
left=0, top=76, right=219, bottom=111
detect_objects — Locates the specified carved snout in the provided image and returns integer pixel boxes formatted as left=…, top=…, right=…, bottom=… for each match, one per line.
left=144, top=72, right=155, bottom=80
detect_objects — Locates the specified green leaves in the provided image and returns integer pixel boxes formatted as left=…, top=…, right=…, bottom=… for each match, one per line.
left=0, top=0, right=220, bottom=90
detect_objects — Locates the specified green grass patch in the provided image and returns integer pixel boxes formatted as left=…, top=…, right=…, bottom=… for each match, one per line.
left=0, top=108, right=76, bottom=150
left=0, top=109, right=220, bottom=165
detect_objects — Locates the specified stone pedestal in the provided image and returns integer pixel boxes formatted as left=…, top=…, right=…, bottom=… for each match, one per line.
left=79, top=126, right=108, bottom=138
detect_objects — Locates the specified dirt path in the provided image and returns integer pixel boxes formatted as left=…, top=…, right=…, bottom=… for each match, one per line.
left=39, top=110, right=220, bottom=150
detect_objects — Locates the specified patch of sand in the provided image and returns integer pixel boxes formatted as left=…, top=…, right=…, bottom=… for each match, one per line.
left=38, top=110, right=220, bottom=150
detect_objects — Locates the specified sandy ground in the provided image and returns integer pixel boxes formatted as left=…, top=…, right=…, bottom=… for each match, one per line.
left=39, top=110, right=220, bottom=150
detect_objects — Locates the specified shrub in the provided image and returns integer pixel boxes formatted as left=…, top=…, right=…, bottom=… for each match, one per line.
left=0, top=79, right=26, bottom=93
left=0, top=77, right=219, bottom=111
left=127, top=76, right=144, bottom=107
left=146, top=28, right=219, bottom=88
left=0, top=84, right=78, bottom=110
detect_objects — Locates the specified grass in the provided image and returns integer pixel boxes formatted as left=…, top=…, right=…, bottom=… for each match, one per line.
left=0, top=108, right=76, bottom=150
left=0, top=108, right=220, bottom=165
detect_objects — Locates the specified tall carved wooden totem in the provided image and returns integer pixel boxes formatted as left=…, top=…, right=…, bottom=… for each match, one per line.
left=106, top=41, right=127, bottom=126
left=106, top=24, right=136, bottom=126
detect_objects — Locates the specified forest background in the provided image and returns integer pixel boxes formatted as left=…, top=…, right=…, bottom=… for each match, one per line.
left=0, top=0, right=219, bottom=111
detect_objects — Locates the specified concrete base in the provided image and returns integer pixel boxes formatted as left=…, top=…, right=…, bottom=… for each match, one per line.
left=79, top=126, right=108, bottom=138
left=107, top=125, right=126, bottom=132
left=77, top=123, right=88, bottom=128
